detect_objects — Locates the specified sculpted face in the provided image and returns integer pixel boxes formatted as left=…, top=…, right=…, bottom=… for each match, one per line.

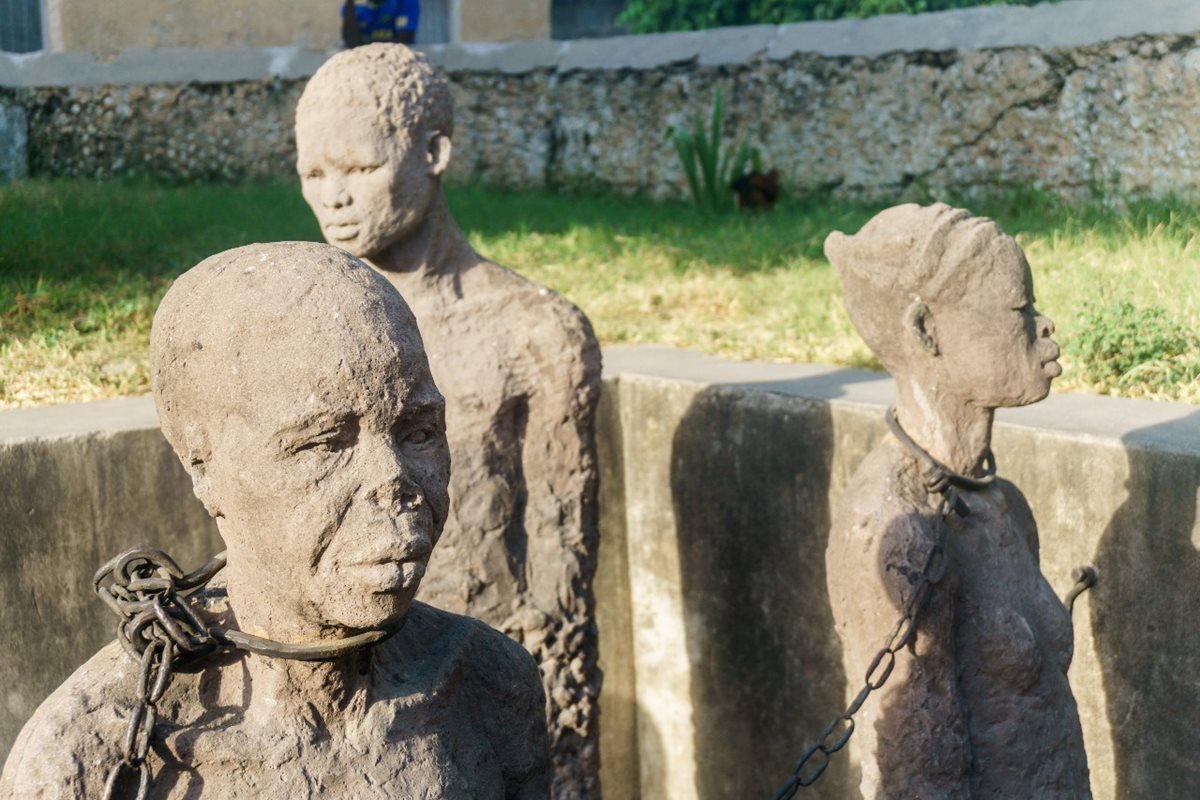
left=296, top=100, right=439, bottom=260
left=929, top=235, right=1060, bottom=408
left=202, top=313, right=450, bottom=633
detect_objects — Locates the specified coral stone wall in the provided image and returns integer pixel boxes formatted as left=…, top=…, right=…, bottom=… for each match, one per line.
left=2, top=81, right=299, bottom=181
left=3, top=0, right=1200, bottom=198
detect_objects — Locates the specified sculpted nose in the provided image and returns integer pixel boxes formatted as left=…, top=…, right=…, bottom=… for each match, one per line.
left=365, top=440, right=423, bottom=515
left=1038, top=315, right=1055, bottom=338
left=322, top=179, right=352, bottom=210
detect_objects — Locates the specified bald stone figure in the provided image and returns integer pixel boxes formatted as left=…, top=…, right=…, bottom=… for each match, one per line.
left=295, top=44, right=601, bottom=798
left=823, top=204, right=1090, bottom=798
left=0, top=242, right=550, bottom=799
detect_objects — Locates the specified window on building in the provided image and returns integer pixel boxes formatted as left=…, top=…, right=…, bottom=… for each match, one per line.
left=415, top=0, right=450, bottom=44
left=0, top=0, right=42, bottom=53
left=552, top=0, right=627, bottom=40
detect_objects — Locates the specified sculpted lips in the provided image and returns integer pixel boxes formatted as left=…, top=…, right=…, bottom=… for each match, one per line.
left=345, top=536, right=432, bottom=593
left=349, top=560, right=427, bottom=593
left=1041, top=343, right=1062, bottom=377
left=325, top=221, right=360, bottom=242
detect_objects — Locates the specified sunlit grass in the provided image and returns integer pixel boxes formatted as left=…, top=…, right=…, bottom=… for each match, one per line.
left=1, top=179, right=1198, bottom=408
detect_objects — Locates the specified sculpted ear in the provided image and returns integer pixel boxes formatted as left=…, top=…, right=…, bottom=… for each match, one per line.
left=180, top=424, right=221, bottom=518
left=426, top=132, right=452, bottom=178
left=904, top=299, right=940, bottom=357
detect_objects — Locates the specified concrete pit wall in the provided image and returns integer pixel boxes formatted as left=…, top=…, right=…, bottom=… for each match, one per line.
left=0, top=398, right=222, bottom=762
left=1, top=346, right=1199, bottom=800
left=4, top=0, right=1200, bottom=199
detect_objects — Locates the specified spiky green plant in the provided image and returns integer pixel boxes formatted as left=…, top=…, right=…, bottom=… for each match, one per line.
left=666, top=91, right=763, bottom=213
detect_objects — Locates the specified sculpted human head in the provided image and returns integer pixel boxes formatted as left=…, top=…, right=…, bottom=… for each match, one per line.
left=151, top=242, right=450, bottom=635
left=826, top=203, right=1060, bottom=408
left=296, top=44, right=454, bottom=259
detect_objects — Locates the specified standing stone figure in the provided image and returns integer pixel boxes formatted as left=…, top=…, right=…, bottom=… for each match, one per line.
left=294, top=44, right=601, bottom=798
left=823, top=204, right=1091, bottom=798
left=0, top=242, right=550, bottom=798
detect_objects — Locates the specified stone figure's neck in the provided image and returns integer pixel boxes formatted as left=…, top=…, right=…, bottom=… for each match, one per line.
left=240, top=647, right=373, bottom=728
left=894, top=378, right=994, bottom=477
left=368, top=192, right=477, bottom=283
left=215, top=566, right=384, bottom=724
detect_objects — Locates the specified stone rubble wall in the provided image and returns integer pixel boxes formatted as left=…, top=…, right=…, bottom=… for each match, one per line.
left=3, top=0, right=1200, bottom=198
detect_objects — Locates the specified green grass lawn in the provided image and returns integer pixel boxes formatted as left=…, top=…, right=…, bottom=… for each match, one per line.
left=2, top=179, right=1198, bottom=408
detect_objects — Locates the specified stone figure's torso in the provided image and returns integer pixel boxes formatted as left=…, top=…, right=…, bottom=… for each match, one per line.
left=828, top=443, right=1090, bottom=799
left=949, top=478, right=1086, bottom=797
left=0, top=603, right=549, bottom=799
left=376, top=256, right=601, bottom=797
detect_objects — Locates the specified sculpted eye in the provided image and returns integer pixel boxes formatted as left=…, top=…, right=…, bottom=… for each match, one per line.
left=349, top=164, right=381, bottom=175
left=405, top=427, right=433, bottom=446
left=293, top=437, right=339, bottom=455
left=287, top=419, right=359, bottom=457
left=303, top=168, right=324, bottom=180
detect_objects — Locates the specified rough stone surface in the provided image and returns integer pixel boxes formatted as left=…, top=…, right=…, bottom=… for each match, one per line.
left=823, top=206, right=1089, bottom=797
left=294, top=45, right=602, bottom=800
left=0, top=242, right=551, bottom=798
left=6, top=22, right=1200, bottom=198
left=0, top=80, right=301, bottom=181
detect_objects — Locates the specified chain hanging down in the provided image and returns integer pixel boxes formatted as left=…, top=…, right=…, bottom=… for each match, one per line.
left=771, top=407, right=996, bottom=800
left=93, top=546, right=404, bottom=800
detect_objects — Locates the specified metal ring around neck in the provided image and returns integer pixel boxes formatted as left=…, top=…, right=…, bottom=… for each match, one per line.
left=197, top=551, right=407, bottom=661
left=99, top=548, right=407, bottom=662
left=212, top=618, right=406, bottom=661
left=885, top=406, right=997, bottom=494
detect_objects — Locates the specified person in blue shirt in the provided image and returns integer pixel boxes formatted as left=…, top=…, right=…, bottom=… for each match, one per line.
left=342, top=0, right=419, bottom=47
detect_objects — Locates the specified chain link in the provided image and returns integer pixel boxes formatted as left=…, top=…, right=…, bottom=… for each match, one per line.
left=771, top=408, right=995, bottom=800
left=1065, top=564, right=1099, bottom=614
left=94, top=548, right=222, bottom=800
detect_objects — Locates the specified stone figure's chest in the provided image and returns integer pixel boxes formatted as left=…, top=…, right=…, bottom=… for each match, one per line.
left=950, top=492, right=1074, bottom=683
left=164, top=711, right=503, bottom=799
left=413, top=300, right=528, bottom=428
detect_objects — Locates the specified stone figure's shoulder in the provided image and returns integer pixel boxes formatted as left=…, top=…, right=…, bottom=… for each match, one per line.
left=471, top=259, right=599, bottom=355
left=390, top=603, right=549, bottom=793
left=994, top=476, right=1035, bottom=520
left=994, top=476, right=1040, bottom=552
left=835, top=443, right=929, bottom=538
left=392, top=602, right=544, bottom=701
left=1, top=643, right=137, bottom=798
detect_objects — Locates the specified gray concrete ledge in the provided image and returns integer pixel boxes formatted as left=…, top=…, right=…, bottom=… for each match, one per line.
left=0, top=395, right=157, bottom=443
left=603, top=345, right=1200, bottom=456
left=4, top=0, right=1200, bottom=87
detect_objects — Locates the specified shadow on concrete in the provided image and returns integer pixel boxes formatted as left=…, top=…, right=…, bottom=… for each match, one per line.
left=1092, top=410, right=1200, bottom=798
left=669, top=371, right=881, bottom=799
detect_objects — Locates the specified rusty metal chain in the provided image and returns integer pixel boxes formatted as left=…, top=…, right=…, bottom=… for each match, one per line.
left=1065, top=564, right=1099, bottom=614
left=94, top=547, right=225, bottom=800
left=771, top=407, right=995, bottom=800
left=93, top=546, right=406, bottom=799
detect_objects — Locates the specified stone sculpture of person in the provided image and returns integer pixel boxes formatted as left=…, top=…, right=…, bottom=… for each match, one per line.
left=0, top=242, right=550, bottom=799
left=294, top=44, right=601, bottom=797
left=822, top=203, right=1091, bottom=798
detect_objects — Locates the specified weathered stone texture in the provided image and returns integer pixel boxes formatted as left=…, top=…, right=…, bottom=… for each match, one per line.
left=7, top=33, right=1200, bottom=199
left=9, top=80, right=301, bottom=181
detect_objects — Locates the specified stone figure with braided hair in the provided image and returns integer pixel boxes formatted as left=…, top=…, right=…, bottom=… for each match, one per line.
left=0, top=242, right=550, bottom=799
left=294, top=44, right=601, bottom=798
left=823, top=204, right=1091, bottom=798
